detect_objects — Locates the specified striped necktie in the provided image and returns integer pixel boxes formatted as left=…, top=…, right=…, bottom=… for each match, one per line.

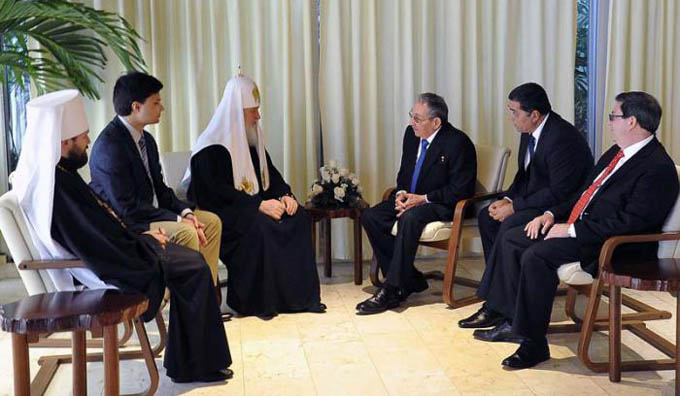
left=138, top=136, right=157, bottom=206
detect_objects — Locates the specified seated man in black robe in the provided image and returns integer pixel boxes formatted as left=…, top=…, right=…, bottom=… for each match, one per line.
left=13, top=89, right=232, bottom=383
left=181, top=72, right=325, bottom=317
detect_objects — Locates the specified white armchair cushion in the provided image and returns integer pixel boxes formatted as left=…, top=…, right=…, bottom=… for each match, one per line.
left=391, top=221, right=453, bottom=242
left=557, top=262, right=593, bottom=285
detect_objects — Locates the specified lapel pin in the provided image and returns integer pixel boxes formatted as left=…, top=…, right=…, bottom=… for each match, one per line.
left=440, top=156, right=445, bottom=163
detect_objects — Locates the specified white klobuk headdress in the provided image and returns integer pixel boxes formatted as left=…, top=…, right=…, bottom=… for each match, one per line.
left=11, top=89, right=111, bottom=291
left=180, top=71, right=269, bottom=195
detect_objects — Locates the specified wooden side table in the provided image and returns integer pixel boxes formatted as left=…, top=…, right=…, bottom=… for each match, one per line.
left=306, top=202, right=368, bottom=285
left=0, top=290, right=155, bottom=396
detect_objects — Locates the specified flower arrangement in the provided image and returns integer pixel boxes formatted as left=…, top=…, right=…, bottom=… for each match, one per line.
left=308, top=160, right=364, bottom=208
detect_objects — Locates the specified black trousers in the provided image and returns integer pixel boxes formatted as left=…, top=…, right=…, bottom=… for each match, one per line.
left=362, top=197, right=451, bottom=290
left=476, top=206, right=542, bottom=298
left=485, top=226, right=581, bottom=344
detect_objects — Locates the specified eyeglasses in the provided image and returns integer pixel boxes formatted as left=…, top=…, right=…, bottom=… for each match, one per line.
left=408, top=111, right=433, bottom=124
left=608, top=113, right=626, bottom=121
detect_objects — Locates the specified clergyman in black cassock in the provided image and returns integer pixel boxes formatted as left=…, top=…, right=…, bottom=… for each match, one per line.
left=189, top=145, right=323, bottom=317
left=51, top=155, right=232, bottom=382
left=184, top=73, right=323, bottom=317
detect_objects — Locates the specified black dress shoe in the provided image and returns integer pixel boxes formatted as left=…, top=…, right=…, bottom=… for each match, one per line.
left=356, top=287, right=401, bottom=315
left=172, top=368, right=234, bottom=383
left=473, top=321, right=527, bottom=344
left=402, top=275, right=429, bottom=301
left=502, top=341, right=550, bottom=369
left=308, top=302, right=327, bottom=313
left=458, top=303, right=505, bottom=328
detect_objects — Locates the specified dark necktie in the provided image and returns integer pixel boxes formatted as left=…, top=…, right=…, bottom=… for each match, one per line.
left=567, top=149, right=625, bottom=224
left=410, top=139, right=429, bottom=193
left=138, top=136, right=152, bottom=180
left=526, top=135, right=536, bottom=169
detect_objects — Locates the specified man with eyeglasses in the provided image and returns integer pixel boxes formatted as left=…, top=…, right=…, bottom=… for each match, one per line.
left=357, top=93, right=477, bottom=314
left=459, top=82, right=593, bottom=329
left=472, top=91, right=678, bottom=369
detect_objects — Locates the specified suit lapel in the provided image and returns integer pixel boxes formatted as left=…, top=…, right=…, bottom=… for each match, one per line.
left=598, top=139, right=658, bottom=192
left=112, top=117, right=154, bottom=189
left=414, top=130, right=445, bottom=189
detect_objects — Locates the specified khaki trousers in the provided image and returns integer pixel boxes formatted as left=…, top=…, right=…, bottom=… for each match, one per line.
left=150, top=209, right=222, bottom=284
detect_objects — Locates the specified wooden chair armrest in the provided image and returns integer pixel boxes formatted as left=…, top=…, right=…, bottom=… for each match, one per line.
left=450, top=190, right=508, bottom=224
left=19, top=259, right=87, bottom=270
left=382, top=187, right=397, bottom=201
left=599, top=232, right=680, bottom=273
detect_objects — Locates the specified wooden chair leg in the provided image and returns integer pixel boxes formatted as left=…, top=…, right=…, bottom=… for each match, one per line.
left=103, top=325, right=120, bottom=396
left=12, top=333, right=30, bottom=396
left=609, top=284, right=622, bottom=382
left=578, top=278, right=608, bottom=372
left=131, top=318, right=159, bottom=396
left=72, top=330, right=87, bottom=396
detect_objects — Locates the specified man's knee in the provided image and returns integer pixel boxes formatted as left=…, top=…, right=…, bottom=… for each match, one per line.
left=196, top=210, right=222, bottom=237
left=170, top=222, right=200, bottom=250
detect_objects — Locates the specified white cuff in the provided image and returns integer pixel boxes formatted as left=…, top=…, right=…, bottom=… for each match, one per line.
left=568, top=224, right=576, bottom=238
left=180, top=208, right=193, bottom=218
left=395, top=190, right=407, bottom=198
left=544, top=211, right=554, bottom=219
left=503, top=196, right=513, bottom=203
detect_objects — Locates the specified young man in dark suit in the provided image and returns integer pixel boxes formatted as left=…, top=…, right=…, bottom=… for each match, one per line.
left=459, top=82, right=593, bottom=329
left=89, top=72, right=222, bottom=284
left=357, top=93, right=477, bottom=315
left=473, top=91, right=679, bottom=369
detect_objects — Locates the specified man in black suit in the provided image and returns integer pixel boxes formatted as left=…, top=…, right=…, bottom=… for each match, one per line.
left=356, top=93, right=477, bottom=315
left=89, top=72, right=222, bottom=284
left=472, top=91, right=679, bottom=369
left=459, top=82, right=593, bottom=329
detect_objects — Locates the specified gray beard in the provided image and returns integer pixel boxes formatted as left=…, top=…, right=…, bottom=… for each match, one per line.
left=246, top=126, right=259, bottom=147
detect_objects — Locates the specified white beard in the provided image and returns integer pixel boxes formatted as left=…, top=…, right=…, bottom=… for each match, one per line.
left=246, top=126, right=259, bottom=147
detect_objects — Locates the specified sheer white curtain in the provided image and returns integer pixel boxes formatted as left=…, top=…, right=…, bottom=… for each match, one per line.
left=320, top=0, right=577, bottom=258
left=81, top=0, right=319, bottom=197
left=601, top=0, right=680, bottom=159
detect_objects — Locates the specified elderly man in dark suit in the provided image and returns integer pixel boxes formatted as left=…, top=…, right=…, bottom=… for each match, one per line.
left=357, top=93, right=477, bottom=315
left=473, top=91, right=679, bottom=369
left=459, top=82, right=593, bottom=329
left=89, top=72, right=222, bottom=284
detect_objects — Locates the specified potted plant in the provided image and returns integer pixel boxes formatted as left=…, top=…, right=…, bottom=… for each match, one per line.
left=1, top=0, right=145, bottom=99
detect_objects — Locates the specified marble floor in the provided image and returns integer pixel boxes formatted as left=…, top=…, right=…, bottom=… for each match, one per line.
left=0, top=257, right=677, bottom=396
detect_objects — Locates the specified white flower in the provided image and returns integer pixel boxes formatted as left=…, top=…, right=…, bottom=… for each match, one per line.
left=328, top=159, right=338, bottom=168
left=339, top=168, right=349, bottom=177
left=321, top=169, right=331, bottom=182
left=312, top=183, right=323, bottom=195
left=341, top=183, right=348, bottom=190
left=331, top=173, right=340, bottom=184
left=351, top=177, right=359, bottom=186
left=334, top=186, right=345, bottom=201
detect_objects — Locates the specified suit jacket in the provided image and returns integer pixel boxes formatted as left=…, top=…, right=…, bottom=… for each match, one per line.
left=549, top=138, right=679, bottom=275
left=89, top=117, right=192, bottom=233
left=506, top=111, right=593, bottom=211
left=394, top=122, right=477, bottom=209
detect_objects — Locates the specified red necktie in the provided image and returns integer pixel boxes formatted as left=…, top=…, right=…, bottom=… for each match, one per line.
left=567, top=150, right=624, bottom=224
